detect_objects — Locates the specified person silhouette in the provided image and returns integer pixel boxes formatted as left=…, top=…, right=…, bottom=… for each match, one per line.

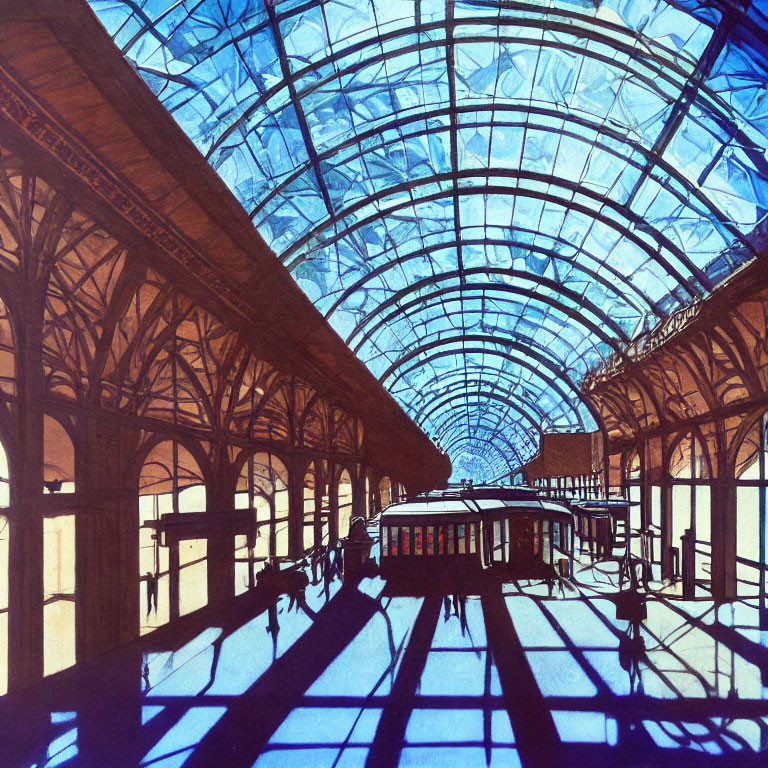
left=145, top=571, right=158, bottom=616
left=618, top=618, right=646, bottom=694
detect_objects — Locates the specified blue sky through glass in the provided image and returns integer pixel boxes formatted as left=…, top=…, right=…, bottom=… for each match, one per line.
left=88, top=0, right=768, bottom=480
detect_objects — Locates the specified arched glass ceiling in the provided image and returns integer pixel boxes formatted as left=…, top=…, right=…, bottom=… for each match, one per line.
left=90, top=0, right=768, bottom=482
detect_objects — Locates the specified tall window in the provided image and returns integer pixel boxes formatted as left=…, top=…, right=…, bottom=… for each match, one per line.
left=667, top=432, right=711, bottom=590
left=622, top=450, right=641, bottom=557
left=735, top=414, right=768, bottom=603
left=42, top=416, right=76, bottom=677
left=337, top=468, right=354, bottom=539
left=43, top=515, right=75, bottom=676
left=234, top=452, right=289, bottom=594
left=301, top=460, right=330, bottom=551
left=303, top=462, right=317, bottom=552
left=379, top=477, right=392, bottom=510
left=317, top=460, right=330, bottom=547
left=138, top=440, right=207, bottom=634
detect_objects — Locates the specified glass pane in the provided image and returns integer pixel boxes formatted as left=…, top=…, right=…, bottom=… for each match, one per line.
left=44, top=600, right=75, bottom=677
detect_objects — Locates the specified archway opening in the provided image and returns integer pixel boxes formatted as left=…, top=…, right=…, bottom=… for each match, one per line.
left=735, top=415, right=768, bottom=601
left=234, top=452, right=289, bottom=595
left=667, top=431, right=711, bottom=590
left=337, top=468, right=353, bottom=539
left=42, top=416, right=76, bottom=677
left=138, top=440, right=208, bottom=634
left=379, top=476, right=392, bottom=511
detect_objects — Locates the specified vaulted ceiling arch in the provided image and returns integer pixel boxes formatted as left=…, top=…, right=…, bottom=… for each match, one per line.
left=382, top=342, right=596, bottom=427
left=91, top=0, right=768, bottom=479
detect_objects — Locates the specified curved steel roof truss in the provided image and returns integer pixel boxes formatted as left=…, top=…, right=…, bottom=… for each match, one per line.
left=91, top=0, right=768, bottom=479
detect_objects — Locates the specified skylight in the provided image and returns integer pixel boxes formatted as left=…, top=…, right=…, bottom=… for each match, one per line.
left=89, top=0, right=768, bottom=481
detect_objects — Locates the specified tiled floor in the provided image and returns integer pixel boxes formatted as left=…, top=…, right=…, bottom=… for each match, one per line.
left=3, top=542, right=768, bottom=768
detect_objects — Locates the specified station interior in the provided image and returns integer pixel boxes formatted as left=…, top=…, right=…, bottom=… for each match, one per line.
left=1, top=0, right=768, bottom=766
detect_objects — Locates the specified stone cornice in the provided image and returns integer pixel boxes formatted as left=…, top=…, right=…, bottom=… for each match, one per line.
left=0, top=60, right=253, bottom=323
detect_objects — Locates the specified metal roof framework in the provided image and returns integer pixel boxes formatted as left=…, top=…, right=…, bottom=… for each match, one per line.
left=89, top=0, right=768, bottom=480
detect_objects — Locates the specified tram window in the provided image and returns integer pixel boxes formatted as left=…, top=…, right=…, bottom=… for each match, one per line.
left=402, top=527, right=411, bottom=556
left=426, top=526, right=434, bottom=555
left=457, top=524, right=466, bottom=554
left=437, top=525, right=445, bottom=554
left=390, top=527, right=399, bottom=556
left=533, top=521, right=541, bottom=556
left=382, top=527, right=389, bottom=557
left=469, top=524, right=477, bottom=554
left=446, top=525, right=455, bottom=555
left=553, top=523, right=561, bottom=549
left=414, top=527, right=423, bottom=555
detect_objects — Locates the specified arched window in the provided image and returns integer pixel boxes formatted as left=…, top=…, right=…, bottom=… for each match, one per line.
left=303, top=460, right=330, bottom=552
left=667, top=431, right=711, bottom=590
left=379, top=477, right=392, bottom=511
left=734, top=415, right=768, bottom=601
left=337, top=468, right=354, bottom=539
left=41, top=416, right=76, bottom=677
left=43, top=415, right=75, bottom=494
left=138, top=440, right=208, bottom=634
left=234, top=452, right=289, bottom=594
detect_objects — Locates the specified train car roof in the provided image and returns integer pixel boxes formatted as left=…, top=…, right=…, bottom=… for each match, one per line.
left=571, top=498, right=638, bottom=509
left=380, top=499, right=479, bottom=522
left=468, top=498, right=543, bottom=512
left=380, top=496, right=572, bottom=524
left=539, top=500, right=574, bottom=522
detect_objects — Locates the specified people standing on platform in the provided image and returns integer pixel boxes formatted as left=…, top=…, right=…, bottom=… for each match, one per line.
left=321, top=542, right=340, bottom=601
left=145, top=571, right=158, bottom=616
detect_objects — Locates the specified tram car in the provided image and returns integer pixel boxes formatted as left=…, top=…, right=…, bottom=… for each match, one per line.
left=378, top=492, right=573, bottom=583
left=569, top=497, right=637, bottom=559
left=379, top=499, right=481, bottom=571
left=469, top=497, right=573, bottom=578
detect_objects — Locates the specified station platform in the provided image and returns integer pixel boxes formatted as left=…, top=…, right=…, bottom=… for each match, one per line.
left=2, top=556, right=768, bottom=768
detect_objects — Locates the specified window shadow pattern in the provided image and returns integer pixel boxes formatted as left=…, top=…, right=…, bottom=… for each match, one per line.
left=3, top=556, right=768, bottom=767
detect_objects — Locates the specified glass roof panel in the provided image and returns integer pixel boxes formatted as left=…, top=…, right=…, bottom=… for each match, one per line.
left=90, top=0, right=768, bottom=481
